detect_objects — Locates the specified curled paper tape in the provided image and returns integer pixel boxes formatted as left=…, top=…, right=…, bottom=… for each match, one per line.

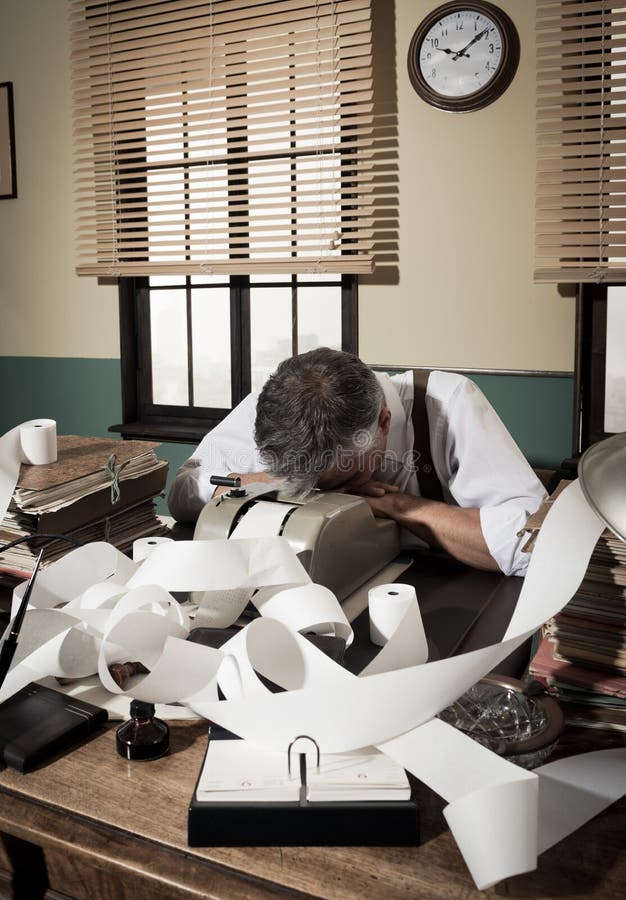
left=20, top=418, right=57, bottom=465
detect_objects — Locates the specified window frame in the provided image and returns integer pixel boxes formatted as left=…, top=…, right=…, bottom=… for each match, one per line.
left=575, top=282, right=626, bottom=455
left=110, top=273, right=358, bottom=443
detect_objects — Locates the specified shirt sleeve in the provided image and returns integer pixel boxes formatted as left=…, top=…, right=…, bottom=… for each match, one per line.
left=167, top=392, right=264, bottom=522
left=433, top=376, right=546, bottom=577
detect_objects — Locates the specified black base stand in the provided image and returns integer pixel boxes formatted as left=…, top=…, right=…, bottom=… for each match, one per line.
left=188, top=731, right=419, bottom=847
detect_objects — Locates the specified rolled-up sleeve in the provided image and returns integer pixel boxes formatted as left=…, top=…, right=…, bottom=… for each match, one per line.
left=167, top=392, right=264, bottom=522
left=431, top=375, right=546, bottom=576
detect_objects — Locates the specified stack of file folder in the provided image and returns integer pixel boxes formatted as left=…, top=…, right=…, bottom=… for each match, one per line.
left=523, top=483, right=626, bottom=732
left=0, top=435, right=169, bottom=583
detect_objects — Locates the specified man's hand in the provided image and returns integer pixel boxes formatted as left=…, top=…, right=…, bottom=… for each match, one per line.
left=340, top=473, right=401, bottom=498
left=364, top=489, right=406, bottom=515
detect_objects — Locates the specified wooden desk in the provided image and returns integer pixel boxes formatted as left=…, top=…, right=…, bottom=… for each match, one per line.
left=0, top=721, right=624, bottom=900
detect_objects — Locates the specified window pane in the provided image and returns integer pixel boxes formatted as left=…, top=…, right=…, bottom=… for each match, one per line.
left=297, top=273, right=341, bottom=284
left=191, top=288, right=232, bottom=408
left=188, top=166, right=229, bottom=265
left=250, top=287, right=292, bottom=393
left=250, top=274, right=292, bottom=284
left=605, top=286, right=626, bottom=432
left=190, top=274, right=229, bottom=286
left=149, top=276, right=186, bottom=287
left=297, top=286, right=342, bottom=354
left=150, top=290, right=188, bottom=405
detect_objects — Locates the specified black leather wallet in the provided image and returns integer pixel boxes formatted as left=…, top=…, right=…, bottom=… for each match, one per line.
left=0, top=682, right=108, bottom=773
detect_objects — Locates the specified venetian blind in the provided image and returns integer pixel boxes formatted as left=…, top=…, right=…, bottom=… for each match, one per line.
left=536, top=1, right=626, bottom=282
left=70, top=0, right=379, bottom=276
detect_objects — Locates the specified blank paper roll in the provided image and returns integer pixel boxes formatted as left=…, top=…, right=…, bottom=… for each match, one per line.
left=368, top=583, right=420, bottom=646
left=20, top=419, right=57, bottom=465
left=133, top=536, right=174, bottom=562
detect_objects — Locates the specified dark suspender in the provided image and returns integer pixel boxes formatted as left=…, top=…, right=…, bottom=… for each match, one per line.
left=411, top=370, right=444, bottom=502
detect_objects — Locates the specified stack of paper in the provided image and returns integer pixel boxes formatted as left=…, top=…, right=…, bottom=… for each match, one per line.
left=524, top=483, right=626, bottom=732
left=0, top=435, right=169, bottom=582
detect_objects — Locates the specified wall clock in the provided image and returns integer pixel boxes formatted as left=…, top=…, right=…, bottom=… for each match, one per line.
left=407, top=1, right=520, bottom=112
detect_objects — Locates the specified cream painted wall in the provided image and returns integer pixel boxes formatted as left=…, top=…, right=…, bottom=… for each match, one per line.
left=359, top=0, right=575, bottom=373
left=0, top=0, right=118, bottom=358
left=0, top=0, right=574, bottom=371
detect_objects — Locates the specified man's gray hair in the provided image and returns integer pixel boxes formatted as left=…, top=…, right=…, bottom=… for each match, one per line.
left=254, top=347, right=384, bottom=495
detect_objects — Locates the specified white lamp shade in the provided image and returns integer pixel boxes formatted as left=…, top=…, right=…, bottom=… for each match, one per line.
left=578, top=432, right=626, bottom=542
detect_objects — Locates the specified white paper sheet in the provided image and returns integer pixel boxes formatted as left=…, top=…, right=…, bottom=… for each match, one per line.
left=127, top=537, right=310, bottom=592
left=230, top=500, right=298, bottom=539
left=251, top=583, right=353, bottom=646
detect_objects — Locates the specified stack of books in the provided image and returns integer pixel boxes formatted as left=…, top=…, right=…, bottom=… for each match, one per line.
left=0, top=435, right=169, bottom=582
left=523, top=482, right=626, bottom=732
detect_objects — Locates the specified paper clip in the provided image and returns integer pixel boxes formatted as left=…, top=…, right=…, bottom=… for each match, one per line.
left=287, top=734, right=320, bottom=779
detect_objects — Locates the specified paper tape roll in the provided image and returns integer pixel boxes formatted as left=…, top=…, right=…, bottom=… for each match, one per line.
left=133, top=536, right=174, bottom=563
left=230, top=500, right=297, bottom=539
left=20, top=419, right=57, bottom=465
left=368, top=582, right=418, bottom=646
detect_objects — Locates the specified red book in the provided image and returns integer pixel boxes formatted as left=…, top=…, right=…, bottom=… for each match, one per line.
left=529, top=632, right=626, bottom=699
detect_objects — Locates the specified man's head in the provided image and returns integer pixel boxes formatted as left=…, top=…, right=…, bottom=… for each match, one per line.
left=254, top=347, right=390, bottom=496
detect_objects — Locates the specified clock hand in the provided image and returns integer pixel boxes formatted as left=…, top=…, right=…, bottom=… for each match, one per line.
left=453, top=27, right=490, bottom=60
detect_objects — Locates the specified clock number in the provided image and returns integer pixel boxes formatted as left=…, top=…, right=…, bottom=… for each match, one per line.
left=489, top=43, right=494, bottom=53
left=429, top=37, right=439, bottom=47
left=431, top=68, right=437, bottom=79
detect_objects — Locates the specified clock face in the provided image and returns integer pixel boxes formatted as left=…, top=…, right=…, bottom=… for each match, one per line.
left=418, top=10, right=502, bottom=98
left=407, top=3, right=520, bottom=112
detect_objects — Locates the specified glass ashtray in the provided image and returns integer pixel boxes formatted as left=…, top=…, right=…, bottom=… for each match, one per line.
left=438, top=674, right=565, bottom=769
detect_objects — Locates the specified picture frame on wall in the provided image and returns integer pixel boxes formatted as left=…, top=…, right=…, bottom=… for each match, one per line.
left=0, top=82, right=17, bottom=199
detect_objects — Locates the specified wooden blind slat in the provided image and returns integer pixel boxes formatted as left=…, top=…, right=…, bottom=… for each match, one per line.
left=71, top=0, right=386, bottom=276
left=535, top=0, right=626, bottom=282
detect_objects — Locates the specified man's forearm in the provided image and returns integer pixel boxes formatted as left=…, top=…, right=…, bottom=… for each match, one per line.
left=369, top=493, right=500, bottom=572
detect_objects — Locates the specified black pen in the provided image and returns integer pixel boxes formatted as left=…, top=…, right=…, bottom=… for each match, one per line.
left=0, top=548, right=44, bottom=690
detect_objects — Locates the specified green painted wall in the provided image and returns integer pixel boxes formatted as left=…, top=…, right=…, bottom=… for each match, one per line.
left=0, top=357, right=574, bottom=515
left=469, top=373, right=574, bottom=469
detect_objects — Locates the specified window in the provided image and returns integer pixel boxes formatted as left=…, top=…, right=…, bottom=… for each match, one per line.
left=577, top=282, right=626, bottom=453
left=114, top=273, right=357, bottom=441
left=70, top=2, right=389, bottom=440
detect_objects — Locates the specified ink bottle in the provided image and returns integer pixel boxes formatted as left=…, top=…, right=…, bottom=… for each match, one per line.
left=116, top=699, right=170, bottom=760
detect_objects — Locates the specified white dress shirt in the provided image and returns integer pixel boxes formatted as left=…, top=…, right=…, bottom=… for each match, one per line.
left=167, top=370, right=545, bottom=576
